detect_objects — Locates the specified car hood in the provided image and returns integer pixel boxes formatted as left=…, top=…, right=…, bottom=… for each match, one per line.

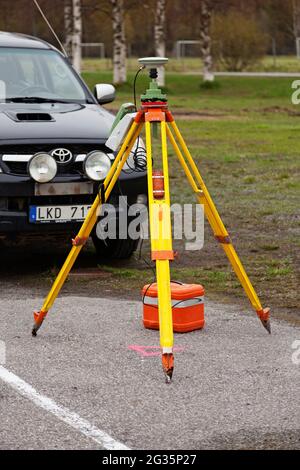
left=0, top=102, right=115, bottom=143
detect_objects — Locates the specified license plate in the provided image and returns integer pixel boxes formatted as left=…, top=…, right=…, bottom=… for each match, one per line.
left=29, top=204, right=92, bottom=224
left=34, top=182, right=93, bottom=196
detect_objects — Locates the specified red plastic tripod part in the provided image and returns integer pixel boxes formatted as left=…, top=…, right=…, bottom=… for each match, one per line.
left=151, top=250, right=175, bottom=261
left=134, top=103, right=174, bottom=125
left=256, top=307, right=270, bottom=321
left=162, top=353, right=174, bottom=380
left=152, top=170, right=165, bottom=199
left=72, top=236, right=88, bottom=246
left=215, top=235, right=231, bottom=244
left=33, top=310, right=48, bottom=325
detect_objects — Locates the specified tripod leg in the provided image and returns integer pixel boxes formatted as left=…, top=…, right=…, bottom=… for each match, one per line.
left=32, top=121, right=143, bottom=336
left=166, top=121, right=270, bottom=334
left=145, top=118, right=174, bottom=382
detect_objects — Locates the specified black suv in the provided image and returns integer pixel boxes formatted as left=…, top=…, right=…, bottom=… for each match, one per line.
left=0, top=32, right=147, bottom=258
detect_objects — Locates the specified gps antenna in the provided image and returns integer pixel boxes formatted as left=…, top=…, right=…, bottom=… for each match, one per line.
left=33, top=0, right=68, bottom=57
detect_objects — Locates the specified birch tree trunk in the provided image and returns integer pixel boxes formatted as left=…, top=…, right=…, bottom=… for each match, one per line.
left=154, top=0, right=166, bottom=87
left=199, top=0, right=214, bottom=82
left=111, top=0, right=127, bottom=85
left=293, top=0, right=300, bottom=54
left=72, top=0, right=82, bottom=74
left=64, top=0, right=73, bottom=62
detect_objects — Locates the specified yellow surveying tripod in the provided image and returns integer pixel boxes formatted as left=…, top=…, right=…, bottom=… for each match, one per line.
left=32, top=58, right=270, bottom=383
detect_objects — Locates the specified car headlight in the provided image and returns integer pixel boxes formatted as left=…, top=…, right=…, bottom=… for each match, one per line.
left=28, top=153, right=57, bottom=183
left=83, top=151, right=111, bottom=181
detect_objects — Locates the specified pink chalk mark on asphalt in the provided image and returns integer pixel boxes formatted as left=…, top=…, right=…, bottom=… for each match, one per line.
left=128, top=345, right=185, bottom=357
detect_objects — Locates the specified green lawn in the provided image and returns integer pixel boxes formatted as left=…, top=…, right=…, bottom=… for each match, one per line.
left=82, top=71, right=297, bottom=112
left=81, top=71, right=300, bottom=321
left=82, top=55, right=300, bottom=74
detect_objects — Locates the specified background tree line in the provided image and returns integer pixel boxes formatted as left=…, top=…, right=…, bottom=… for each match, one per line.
left=1, top=0, right=300, bottom=84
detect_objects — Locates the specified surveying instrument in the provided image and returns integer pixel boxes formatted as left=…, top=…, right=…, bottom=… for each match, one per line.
left=32, top=57, right=271, bottom=383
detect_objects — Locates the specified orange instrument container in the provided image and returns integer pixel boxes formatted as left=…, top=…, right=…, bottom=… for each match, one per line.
left=142, top=282, right=205, bottom=333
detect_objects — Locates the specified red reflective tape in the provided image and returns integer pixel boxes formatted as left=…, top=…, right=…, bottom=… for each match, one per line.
left=141, top=101, right=168, bottom=108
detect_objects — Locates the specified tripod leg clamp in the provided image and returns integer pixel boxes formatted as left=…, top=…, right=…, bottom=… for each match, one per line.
left=215, top=235, right=231, bottom=244
left=151, top=250, right=175, bottom=261
left=72, top=236, right=88, bottom=247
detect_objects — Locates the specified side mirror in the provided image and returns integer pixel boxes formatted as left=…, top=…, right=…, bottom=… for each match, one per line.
left=94, top=84, right=116, bottom=104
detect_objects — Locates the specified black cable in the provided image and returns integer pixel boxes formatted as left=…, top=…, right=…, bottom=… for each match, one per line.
left=133, top=65, right=145, bottom=111
left=121, top=138, right=147, bottom=174
left=142, top=279, right=185, bottom=306
left=137, top=236, right=144, bottom=260
left=124, top=66, right=196, bottom=308
left=117, top=65, right=148, bottom=176
left=171, top=297, right=203, bottom=309
left=142, top=280, right=156, bottom=306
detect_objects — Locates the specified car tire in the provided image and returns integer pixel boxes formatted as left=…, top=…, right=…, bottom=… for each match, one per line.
left=92, top=234, right=139, bottom=260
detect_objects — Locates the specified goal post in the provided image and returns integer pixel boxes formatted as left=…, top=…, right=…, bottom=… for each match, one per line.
left=296, top=38, right=300, bottom=59
left=81, top=43, right=105, bottom=59
left=174, top=40, right=201, bottom=60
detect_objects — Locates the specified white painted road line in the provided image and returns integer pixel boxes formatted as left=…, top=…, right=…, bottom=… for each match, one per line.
left=0, top=365, right=130, bottom=450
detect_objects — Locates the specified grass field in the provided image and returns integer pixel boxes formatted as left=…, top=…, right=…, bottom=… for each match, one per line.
left=82, top=55, right=300, bottom=74
left=81, top=70, right=300, bottom=322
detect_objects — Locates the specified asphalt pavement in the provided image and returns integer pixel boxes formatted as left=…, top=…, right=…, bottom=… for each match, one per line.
left=0, top=293, right=299, bottom=450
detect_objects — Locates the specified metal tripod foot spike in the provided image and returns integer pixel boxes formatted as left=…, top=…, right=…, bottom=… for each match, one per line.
left=261, top=319, right=271, bottom=334
left=31, top=57, right=271, bottom=382
left=32, top=326, right=39, bottom=337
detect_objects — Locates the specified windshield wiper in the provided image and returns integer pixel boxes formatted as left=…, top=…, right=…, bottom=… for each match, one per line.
left=7, top=97, right=71, bottom=104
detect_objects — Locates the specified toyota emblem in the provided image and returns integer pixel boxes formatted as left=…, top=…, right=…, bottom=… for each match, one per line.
left=51, top=148, right=73, bottom=164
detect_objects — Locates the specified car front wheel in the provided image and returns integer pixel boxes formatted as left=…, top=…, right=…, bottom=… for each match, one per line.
left=92, top=234, right=139, bottom=259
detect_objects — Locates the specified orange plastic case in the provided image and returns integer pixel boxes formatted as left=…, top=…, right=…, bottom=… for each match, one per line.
left=142, top=282, right=205, bottom=333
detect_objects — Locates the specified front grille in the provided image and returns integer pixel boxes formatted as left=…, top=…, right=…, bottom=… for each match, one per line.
left=4, top=162, right=26, bottom=174
left=0, top=144, right=109, bottom=176
left=0, top=144, right=106, bottom=154
left=2, top=158, right=84, bottom=176
left=2, top=160, right=85, bottom=176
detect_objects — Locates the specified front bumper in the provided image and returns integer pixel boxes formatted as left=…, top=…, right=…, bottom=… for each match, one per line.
left=0, top=171, right=147, bottom=197
left=0, top=172, right=147, bottom=235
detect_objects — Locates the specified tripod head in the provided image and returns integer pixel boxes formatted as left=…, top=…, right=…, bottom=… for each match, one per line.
left=138, top=57, right=168, bottom=103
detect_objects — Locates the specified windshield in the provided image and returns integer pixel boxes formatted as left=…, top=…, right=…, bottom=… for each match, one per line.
left=0, top=47, right=91, bottom=103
